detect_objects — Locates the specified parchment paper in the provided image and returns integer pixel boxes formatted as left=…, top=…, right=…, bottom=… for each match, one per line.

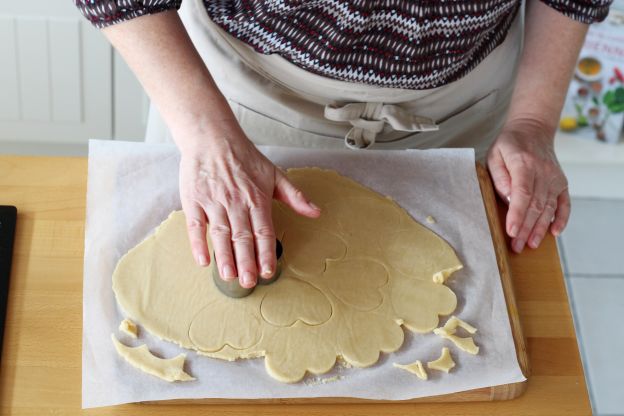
left=82, top=139, right=525, bottom=408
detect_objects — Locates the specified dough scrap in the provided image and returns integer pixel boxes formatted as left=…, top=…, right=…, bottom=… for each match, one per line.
left=432, top=265, right=464, bottom=284
left=427, top=347, right=456, bottom=373
left=112, top=168, right=463, bottom=383
left=426, top=215, right=436, bottom=224
left=393, top=360, right=428, bottom=380
left=433, top=329, right=480, bottom=355
left=442, top=316, right=477, bottom=335
left=119, top=318, right=138, bottom=338
left=111, top=334, right=195, bottom=382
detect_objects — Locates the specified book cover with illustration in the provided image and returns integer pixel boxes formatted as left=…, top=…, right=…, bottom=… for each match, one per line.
left=559, top=11, right=624, bottom=144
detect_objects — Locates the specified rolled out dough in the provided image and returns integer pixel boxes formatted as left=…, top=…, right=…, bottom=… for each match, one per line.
left=112, top=168, right=463, bottom=383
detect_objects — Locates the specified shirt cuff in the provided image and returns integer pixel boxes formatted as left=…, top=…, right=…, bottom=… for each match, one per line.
left=540, top=0, right=613, bottom=24
left=74, top=0, right=183, bottom=29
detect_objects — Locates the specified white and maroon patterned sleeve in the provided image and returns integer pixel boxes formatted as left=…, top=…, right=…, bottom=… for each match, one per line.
left=540, top=0, right=613, bottom=23
left=74, top=0, right=182, bottom=28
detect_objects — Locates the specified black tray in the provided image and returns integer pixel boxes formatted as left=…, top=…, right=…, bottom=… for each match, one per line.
left=0, top=206, right=17, bottom=364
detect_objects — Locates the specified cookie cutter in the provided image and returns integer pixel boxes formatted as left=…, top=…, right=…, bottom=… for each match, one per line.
left=212, top=239, right=283, bottom=298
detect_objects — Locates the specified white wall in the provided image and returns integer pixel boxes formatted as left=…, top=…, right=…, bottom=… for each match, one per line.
left=0, top=0, right=147, bottom=155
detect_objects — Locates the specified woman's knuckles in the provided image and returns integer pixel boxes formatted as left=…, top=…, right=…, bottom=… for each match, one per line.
left=530, top=194, right=550, bottom=212
left=510, top=154, right=540, bottom=173
left=512, top=183, right=533, bottom=201
left=544, top=199, right=558, bottom=213
left=208, top=224, right=232, bottom=238
left=186, top=217, right=206, bottom=230
left=231, top=229, right=254, bottom=244
left=253, top=225, right=276, bottom=240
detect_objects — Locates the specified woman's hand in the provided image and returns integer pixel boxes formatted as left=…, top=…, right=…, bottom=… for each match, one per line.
left=98, top=10, right=320, bottom=285
left=178, top=119, right=321, bottom=288
left=487, top=118, right=570, bottom=253
left=98, top=10, right=321, bottom=285
left=483, top=0, right=587, bottom=254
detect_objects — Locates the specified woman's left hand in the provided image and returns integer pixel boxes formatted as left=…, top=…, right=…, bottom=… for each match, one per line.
left=487, top=118, right=571, bottom=253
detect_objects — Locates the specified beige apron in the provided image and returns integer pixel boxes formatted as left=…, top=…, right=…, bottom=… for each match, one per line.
left=146, top=0, right=524, bottom=160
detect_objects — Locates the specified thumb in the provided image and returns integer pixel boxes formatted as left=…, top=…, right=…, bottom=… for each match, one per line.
left=487, top=147, right=512, bottom=203
left=274, top=170, right=321, bottom=218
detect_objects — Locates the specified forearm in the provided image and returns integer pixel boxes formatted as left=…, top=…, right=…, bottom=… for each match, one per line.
left=102, top=10, right=236, bottom=152
left=506, top=0, right=589, bottom=137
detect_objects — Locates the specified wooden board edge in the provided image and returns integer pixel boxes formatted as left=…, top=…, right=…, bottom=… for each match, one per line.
left=144, top=385, right=526, bottom=405
left=476, top=163, right=531, bottom=385
left=146, top=383, right=529, bottom=405
left=145, top=382, right=526, bottom=405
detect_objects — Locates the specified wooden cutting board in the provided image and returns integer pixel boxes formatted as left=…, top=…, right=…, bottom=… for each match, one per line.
left=153, top=163, right=530, bottom=405
left=0, top=155, right=591, bottom=415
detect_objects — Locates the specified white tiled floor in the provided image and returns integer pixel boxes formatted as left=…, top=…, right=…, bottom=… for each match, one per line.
left=558, top=198, right=624, bottom=416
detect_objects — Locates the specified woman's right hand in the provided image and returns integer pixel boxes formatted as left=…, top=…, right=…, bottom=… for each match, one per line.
left=177, top=117, right=321, bottom=289
left=97, top=2, right=320, bottom=288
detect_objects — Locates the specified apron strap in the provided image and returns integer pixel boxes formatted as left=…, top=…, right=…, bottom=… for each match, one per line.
left=324, top=102, right=439, bottom=149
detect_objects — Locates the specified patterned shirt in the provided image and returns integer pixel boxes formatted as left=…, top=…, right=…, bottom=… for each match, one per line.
left=74, top=0, right=612, bottom=89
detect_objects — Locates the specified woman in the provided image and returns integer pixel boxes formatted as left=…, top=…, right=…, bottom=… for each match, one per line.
left=75, top=0, right=610, bottom=289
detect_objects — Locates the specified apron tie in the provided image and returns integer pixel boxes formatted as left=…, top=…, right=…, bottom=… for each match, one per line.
left=324, top=102, right=439, bottom=149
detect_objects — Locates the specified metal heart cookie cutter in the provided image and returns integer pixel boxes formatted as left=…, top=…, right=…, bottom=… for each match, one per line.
left=212, top=239, right=283, bottom=298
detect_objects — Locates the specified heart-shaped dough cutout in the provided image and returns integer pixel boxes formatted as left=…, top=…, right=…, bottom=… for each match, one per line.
left=188, top=299, right=262, bottom=352
left=322, top=258, right=388, bottom=311
left=260, top=275, right=332, bottom=327
left=281, top=227, right=346, bottom=277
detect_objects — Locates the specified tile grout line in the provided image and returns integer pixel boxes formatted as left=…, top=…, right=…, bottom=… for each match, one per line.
left=566, top=273, right=624, bottom=279
left=570, top=196, right=624, bottom=203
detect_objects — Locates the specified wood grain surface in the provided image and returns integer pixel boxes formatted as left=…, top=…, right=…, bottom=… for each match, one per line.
left=0, top=155, right=591, bottom=415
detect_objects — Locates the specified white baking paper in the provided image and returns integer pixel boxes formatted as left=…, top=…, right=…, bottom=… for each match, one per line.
left=82, top=139, right=525, bottom=408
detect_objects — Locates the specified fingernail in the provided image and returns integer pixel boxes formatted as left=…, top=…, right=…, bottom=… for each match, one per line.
left=222, top=265, right=235, bottom=280
left=513, top=239, right=525, bottom=253
left=261, top=267, right=273, bottom=278
left=198, top=254, right=208, bottom=266
left=309, top=201, right=321, bottom=211
left=242, top=272, right=255, bottom=286
left=529, top=236, right=541, bottom=249
left=509, top=225, right=519, bottom=238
